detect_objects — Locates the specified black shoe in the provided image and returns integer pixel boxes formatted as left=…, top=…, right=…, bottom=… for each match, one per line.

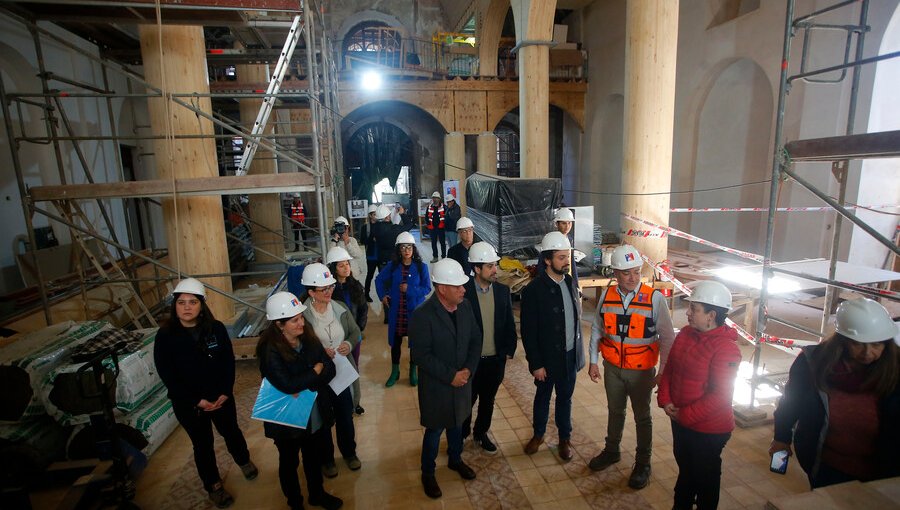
left=322, top=460, right=338, bottom=479
left=628, top=463, right=651, bottom=490
left=207, top=481, right=234, bottom=509
left=588, top=449, right=621, bottom=471
left=355, top=405, right=365, bottom=415
left=308, top=492, right=343, bottom=510
left=474, top=433, right=498, bottom=455
left=448, top=460, right=476, bottom=480
left=421, top=474, right=442, bottom=498
left=239, top=460, right=259, bottom=480
left=366, top=295, right=373, bottom=303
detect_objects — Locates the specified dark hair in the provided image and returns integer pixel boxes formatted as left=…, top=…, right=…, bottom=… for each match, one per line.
left=255, top=316, right=324, bottom=362
left=541, top=250, right=555, bottom=264
left=163, top=292, right=216, bottom=338
left=809, top=333, right=900, bottom=397
left=328, top=261, right=366, bottom=305
left=392, top=243, right=423, bottom=272
left=698, top=302, right=728, bottom=327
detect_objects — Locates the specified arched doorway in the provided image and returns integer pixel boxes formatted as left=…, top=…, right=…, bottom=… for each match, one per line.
left=344, top=121, right=414, bottom=204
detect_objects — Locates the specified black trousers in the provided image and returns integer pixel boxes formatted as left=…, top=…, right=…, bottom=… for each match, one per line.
left=323, top=387, right=357, bottom=460
left=671, top=420, right=731, bottom=510
left=363, top=258, right=378, bottom=295
left=274, top=427, right=329, bottom=510
left=430, top=229, right=446, bottom=258
left=293, top=226, right=306, bottom=251
left=171, top=398, right=250, bottom=492
left=462, top=356, right=506, bottom=437
left=391, top=334, right=405, bottom=364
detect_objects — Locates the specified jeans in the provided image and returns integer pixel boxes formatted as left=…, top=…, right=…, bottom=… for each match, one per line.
left=671, top=420, right=731, bottom=510
left=421, top=426, right=463, bottom=475
left=274, top=427, right=329, bottom=509
left=462, top=356, right=506, bottom=437
left=171, top=398, right=250, bottom=492
left=532, top=349, right=577, bottom=439
left=445, top=230, right=459, bottom=249
left=323, top=387, right=356, bottom=460
left=430, top=229, right=446, bottom=258
left=602, top=360, right=657, bottom=464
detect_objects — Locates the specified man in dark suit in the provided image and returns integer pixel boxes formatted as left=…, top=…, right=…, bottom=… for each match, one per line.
left=521, top=231, right=585, bottom=463
left=461, top=242, right=517, bottom=454
left=410, top=258, right=482, bottom=499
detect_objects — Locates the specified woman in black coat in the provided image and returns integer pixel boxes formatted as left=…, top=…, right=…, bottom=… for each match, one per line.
left=257, top=291, right=343, bottom=510
left=154, top=278, right=257, bottom=509
left=328, top=247, right=368, bottom=416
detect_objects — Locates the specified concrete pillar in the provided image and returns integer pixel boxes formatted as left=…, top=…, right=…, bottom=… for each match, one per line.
left=444, top=132, right=467, bottom=212
left=237, top=62, right=285, bottom=264
left=622, top=0, right=679, bottom=267
left=511, top=0, right=557, bottom=179
left=139, top=25, right=234, bottom=319
left=477, top=131, right=498, bottom=176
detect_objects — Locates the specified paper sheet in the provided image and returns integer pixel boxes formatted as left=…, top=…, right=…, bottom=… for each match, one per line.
left=329, top=353, right=359, bottom=395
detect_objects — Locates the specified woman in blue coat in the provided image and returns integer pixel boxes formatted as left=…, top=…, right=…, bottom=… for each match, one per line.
left=376, top=231, right=431, bottom=387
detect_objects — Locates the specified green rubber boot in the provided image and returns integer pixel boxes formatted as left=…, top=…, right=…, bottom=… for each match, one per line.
left=385, top=363, right=400, bottom=387
left=409, top=363, right=418, bottom=387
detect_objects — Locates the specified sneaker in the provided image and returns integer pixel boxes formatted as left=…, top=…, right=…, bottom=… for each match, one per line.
left=344, top=455, right=362, bottom=471
left=355, top=405, right=365, bottom=415
left=474, top=433, right=498, bottom=455
left=308, top=492, right=343, bottom=510
left=588, top=449, right=621, bottom=471
left=628, top=463, right=651, bottom=490
left=208, top=481, right=234, bottom=509
left=322, top=460, right=338, bottom=478
left=448, top=460, right=476, bottom=480
left=240, top=460, right=258, bottom=480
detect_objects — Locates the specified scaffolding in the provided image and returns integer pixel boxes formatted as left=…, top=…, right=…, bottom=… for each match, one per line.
left=747, top=0, right=900, bottom=413
left=0, top=0, right=343, bottom=328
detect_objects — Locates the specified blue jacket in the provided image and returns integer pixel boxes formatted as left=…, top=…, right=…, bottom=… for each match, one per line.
left=375, top=259, right=431, bottom=346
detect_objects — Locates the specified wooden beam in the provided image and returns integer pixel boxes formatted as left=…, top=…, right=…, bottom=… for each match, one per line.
left=785, top=130, right=900, bottom=162
left=30, top=173, right=316, bottom=201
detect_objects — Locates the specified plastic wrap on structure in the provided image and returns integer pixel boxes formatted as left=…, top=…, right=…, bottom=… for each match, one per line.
left=0, top=416, right=71, bottom=478
left=465, top=174, right=562, bottom=254
left=40, top=328, right=163, bottom=426
left=0, top=321, right=110, bottom=422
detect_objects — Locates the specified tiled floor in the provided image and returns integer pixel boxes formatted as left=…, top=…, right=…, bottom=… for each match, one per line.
left=132, top=279, right=813, bottom=509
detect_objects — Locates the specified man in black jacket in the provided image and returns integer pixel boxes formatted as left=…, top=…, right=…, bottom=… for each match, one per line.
left=460, top=242, right=517, bottom=454
left=447, top=217, right=476, bottom=277
left=521, top=232, right=585, bottom=462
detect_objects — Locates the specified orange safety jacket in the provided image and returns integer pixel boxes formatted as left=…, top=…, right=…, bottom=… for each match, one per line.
left=425, top=204, right=445, bottom=230
left=290, top=203, right=306, bottom=223
left=599, top=283, right=660, bottom=370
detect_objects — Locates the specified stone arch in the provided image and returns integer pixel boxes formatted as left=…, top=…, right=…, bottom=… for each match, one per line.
left=477, top=0, right=510, bottom=76
left=335, top=10, right=410, bottom=45
left=342, top=97, right=450, bottom=134
left=687, top=57, right=773, bottom=254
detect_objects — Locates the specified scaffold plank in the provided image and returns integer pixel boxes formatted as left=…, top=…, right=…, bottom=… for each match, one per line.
left=785, top=130, right=900, bottom=161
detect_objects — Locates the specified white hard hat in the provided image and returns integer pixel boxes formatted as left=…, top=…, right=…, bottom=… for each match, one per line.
left=432, top=258, right=469, bottom=286
left=335, top=216, right=349, bottom=226
left=456, top=217, right=474, bottom=231
left=539, top=231, right=571, bottom=252
left=610, top=245, right=643, bottom=270
left=326, top=246, right=352, bottom=264
left=431, top=191, right=441, bottom=198
left=173, top=278, right=206, bottom=298
left=553, top=208, right=574, bottom=222
left=266, top=291, right=306, bottom=320
left=835, top=298, right=899, bottom=344
left=292, top=192, right=301, bottom=198
left=301, top=262, right=336, bottom=287
left=445, top=194, right=456, bottom=202
left=468, top=241, right=500, bottom=263
left=395, top=231, right=415, bottom=245
left=375, top=205, right=391, bottom=219
left=686, top=280, right=732, bottom=312
left=367, top=204, right=377, bottom=214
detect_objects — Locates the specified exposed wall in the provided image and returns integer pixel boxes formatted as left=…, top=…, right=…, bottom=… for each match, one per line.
left=329, top=0, right=447, bottom=41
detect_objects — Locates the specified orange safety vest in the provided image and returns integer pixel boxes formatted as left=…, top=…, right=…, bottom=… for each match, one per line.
left=291, top=203, right=306, bottom=223
left=599, top=283, right=659, bottom=370
left=425, top=204, right=445, bottom=230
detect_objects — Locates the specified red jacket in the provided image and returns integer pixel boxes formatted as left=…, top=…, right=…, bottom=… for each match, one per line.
left=657, top=324, right=741, bottom=434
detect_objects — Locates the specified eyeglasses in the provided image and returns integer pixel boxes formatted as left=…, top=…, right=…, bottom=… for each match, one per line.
left=399, top=244, right=414, bottom=251
left=314, top=284, right=335, bottom=292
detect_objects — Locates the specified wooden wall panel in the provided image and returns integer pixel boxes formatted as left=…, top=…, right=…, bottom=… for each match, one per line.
left=453, top=90, right=488, bottom=134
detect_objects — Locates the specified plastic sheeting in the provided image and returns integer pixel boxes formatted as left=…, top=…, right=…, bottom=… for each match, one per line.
left=465, top=174, right=562, bottom=255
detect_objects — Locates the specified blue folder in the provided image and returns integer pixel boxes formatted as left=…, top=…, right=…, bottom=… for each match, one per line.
left=251, top=378, right=317, bottom=429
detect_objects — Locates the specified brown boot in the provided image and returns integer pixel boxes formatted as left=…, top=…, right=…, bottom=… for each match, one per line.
left=524, top=435, right=543, bottom=455
left=558, top=439, right=573, bottom=461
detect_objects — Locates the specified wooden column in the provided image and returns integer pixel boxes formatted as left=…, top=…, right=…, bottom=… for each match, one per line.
left=477, top=0, right=510, bottom=76
left=511, top=0, right=557, bottom=179
left=622, top=0, right=679, bottom=267
left=477, top=131, right=498, bottom=176
left=139, top=24, right=234, bottom=318
left=237, top=62, right=284, bottom=264
left=444, top=132, right=467, bottom=212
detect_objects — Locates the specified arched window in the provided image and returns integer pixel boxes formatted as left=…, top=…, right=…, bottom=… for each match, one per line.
left=342, top=22, right=403, bottom=69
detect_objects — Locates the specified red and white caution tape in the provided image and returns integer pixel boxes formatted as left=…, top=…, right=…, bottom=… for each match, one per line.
left=623, top=228, right=668, bottom=239
left=622, top=214, right=765, bottom=263
left=670, top=204, right=899, bottom=213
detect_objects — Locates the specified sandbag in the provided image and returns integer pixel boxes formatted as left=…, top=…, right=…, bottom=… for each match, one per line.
left=0, top=321, right=109, bottom=422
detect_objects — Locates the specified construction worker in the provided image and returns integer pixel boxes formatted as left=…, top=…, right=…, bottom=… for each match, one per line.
left=288, top=194, right=307, bottom=252
left=444, top=194, right=462, bottom=247
left=447, top=217, right=475, bottom=276
left=425, top=191, right=446, bottom=263
left=588, top=244, right=676, bottom=490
